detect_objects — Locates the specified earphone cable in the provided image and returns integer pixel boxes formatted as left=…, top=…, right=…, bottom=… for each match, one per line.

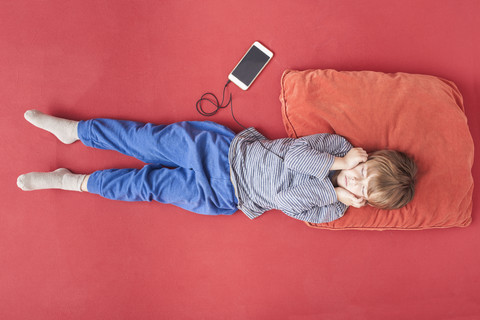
left=196, top=80, right=247, bottom=130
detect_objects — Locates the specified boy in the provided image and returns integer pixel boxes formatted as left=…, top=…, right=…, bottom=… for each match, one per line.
left=17, top=110, right=417, bottom=223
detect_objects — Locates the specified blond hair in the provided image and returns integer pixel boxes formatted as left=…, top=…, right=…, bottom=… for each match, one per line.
left=366, top=150, right=417, bottom=209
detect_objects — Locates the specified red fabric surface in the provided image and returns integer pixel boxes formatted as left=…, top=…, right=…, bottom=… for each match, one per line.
left=1, top=1, right=479, bottom=319
left=280, top=69, right=474, bottom=230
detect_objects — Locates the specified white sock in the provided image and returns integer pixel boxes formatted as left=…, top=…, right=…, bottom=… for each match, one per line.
left=24, top=110, right=79, bottom=144
left=17, top=168, right=86, bottom=192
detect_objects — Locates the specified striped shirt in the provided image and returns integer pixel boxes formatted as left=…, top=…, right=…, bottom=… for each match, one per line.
left=228, top=128, right=352, bottom=223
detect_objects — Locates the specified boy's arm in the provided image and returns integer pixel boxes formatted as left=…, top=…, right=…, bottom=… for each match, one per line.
left=284, top=133, right=352, bottom=178
left=282, top=202, right=348, bottom=224
left=275, top=180, right=367, bottom=223
left=301, top=133, right=353, bottom=156
left=275, top=178, right=340, bottom=214
left=287, top=188, right=366, bottom=223
left=331, top=148, right=369, bottom=171
left=284, top=137, right=367, bottom=177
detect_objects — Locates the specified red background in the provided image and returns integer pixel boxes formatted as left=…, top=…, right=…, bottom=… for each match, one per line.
left=1, top=1, right=479, bottom=319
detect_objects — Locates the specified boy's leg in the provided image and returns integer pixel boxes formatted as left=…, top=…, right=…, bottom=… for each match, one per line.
left=17, top=165, right=237, bottom=215
left=78, top=119, right=235, bottom=167
left=23, top=109, right=235, bottom=168
left=87, top=165, right=237, bottom=215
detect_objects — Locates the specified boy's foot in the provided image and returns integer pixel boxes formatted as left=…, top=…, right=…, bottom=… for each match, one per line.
left=17, top=168, right=86, bottom=192
left=24, top=110, right=79, bottom=144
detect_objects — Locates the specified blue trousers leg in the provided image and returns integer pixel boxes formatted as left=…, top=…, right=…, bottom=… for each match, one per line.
left=77, top=119, right=238, bottom=215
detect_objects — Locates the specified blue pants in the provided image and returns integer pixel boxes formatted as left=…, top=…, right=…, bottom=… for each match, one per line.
left=77, top=119, right=238, bottom=215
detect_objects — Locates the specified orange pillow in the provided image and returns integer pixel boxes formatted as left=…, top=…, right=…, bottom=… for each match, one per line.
left=280, top=69, right=474, bottom=230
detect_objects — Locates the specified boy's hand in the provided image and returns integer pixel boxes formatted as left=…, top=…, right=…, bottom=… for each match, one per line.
left=335, top=187, right=366, bottom=208
left=342, top=147, right=368, bottom=169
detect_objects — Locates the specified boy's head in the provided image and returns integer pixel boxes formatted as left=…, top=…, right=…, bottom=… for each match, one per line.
left=336, top=150, right=417, bottom=209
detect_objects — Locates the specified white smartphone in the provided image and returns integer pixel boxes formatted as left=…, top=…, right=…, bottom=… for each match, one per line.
left=228, top=41, right=273, bottom=90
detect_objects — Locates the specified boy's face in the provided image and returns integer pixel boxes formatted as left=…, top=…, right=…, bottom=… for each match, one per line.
left=337, top=162, right=373, bottom=200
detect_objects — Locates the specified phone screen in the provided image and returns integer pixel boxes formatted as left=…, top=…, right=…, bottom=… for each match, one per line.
left=231, top=46, right=271, bottom=87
